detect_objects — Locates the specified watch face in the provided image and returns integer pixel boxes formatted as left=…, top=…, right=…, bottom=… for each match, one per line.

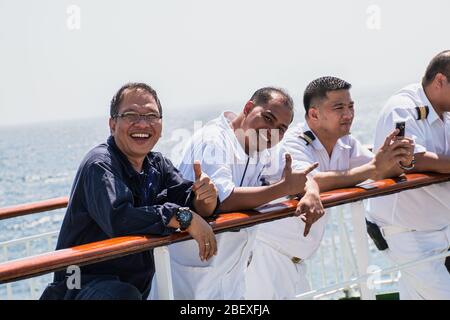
left=177, top=208, right=192, bottom=230
left=179, top=211, right=190, bottom=223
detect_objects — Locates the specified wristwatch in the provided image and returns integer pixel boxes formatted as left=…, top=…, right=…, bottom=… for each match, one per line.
left=175, top=207, right=193, bottom=231
left=399, top=156, right=416, bottom=171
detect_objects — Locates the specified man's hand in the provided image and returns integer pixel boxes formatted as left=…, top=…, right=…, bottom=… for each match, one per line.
left=372, top=130, right=415, bottom=179
left=396, top=137, right=415, bottom=168
left=187, top=212, right=218, bottom=261
left=192, top=160, right=218, bottom=215
left=295, top=190, right=325, bottom=237
left=281, top=153, right=319, bottom=196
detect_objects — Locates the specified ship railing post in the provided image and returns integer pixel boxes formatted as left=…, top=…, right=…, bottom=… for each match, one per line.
left=2, top=245, right=13, bottom=300
left=337, top=206, right=353, bottom=284
left=329, top=209, right=340, bottom=285
left=25, top=241, right=37, bottom=299
left=154, top=246, right=174, bottom=300
left=350, top=201, right=376, bottom=300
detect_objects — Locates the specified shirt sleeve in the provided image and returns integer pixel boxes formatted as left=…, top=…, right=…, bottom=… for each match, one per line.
left=283, top=135, right=320, bottom=176
left=349, top=136, right=375, bottom=169
left=159, top=156, right=196, bottom=209
left=178, top=136, right=235, bottom=202
left=374, top=98, right=427, bottom=154
left=83, top=161, right=179, bottom=238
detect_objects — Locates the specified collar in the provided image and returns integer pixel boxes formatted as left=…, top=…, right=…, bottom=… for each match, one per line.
left=336, top=136, right=352, bottom=150
left=300, top=122, right=351, bottom=151
left=107, top=136, right=151, bottom=178
left=220, top=111, right=238, bottom=135
left=219, top=111, right=271, bottom=162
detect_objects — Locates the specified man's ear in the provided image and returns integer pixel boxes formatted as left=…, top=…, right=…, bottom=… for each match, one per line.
left=435, top=73, right=447, bottom=89
left=243, top=101, right=255, bottom=116
left=109, top=118, right=116, bottom=135
left=308, top=107, right=320, bottom=121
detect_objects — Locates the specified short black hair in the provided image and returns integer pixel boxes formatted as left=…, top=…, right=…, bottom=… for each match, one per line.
left=110, top=82, right=162, bottom=118
left=303, top=76, right=352, bottom=115
left=249, top=87, right=294, bottom=113
left=422, top=50, right=450, bottom=87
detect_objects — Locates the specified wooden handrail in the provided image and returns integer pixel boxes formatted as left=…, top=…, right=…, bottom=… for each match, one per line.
left=0, top=197, right=69, bottom=220
left=1, top=172, right=450, bottom=284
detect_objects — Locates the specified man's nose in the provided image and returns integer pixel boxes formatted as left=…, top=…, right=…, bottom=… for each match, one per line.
left=133, top=118, right=151, bottom=127
left=342, top=108, right=353, bottom=120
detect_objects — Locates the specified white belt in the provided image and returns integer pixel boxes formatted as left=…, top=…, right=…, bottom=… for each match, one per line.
left=380, top=225, right=416, bottom=238
left=256, top=237, right=303, bottom=264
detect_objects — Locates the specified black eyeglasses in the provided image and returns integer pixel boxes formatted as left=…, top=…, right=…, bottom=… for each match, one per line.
left=114, top=111, right=162, bottom=124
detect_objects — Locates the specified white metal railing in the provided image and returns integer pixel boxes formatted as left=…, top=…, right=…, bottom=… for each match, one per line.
left=0, top=231, right=59, bottom=300
left=0, top=201, right=400, bottom=300
left=296, top=249, right=450, bottom=300
left=2, top=173, right=450, bottom=300
left=299, top=201, right=399, bottom=300
left=305, top=205, right=361, bottom=299
left=0, top=198, right=443, bottom=300
left=0, top=231, right=58, bottom=249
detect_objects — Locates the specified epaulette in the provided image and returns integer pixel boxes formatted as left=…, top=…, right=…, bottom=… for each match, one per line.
left=415, top=105, right=429, bottom=120
left=299, top=130, right=316, bottom=145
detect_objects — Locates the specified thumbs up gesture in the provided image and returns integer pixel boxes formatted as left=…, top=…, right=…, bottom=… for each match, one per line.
left=192, top=160, right=218, bottom=215
left=281, top=153, right=318, bottom=196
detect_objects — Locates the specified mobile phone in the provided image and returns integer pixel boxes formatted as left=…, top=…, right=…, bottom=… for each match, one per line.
left=395, top=121, right=405, bottom=137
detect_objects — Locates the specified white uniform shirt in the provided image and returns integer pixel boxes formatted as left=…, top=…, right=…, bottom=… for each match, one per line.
left=367, top=83, right=450, bottom=231
left=256, top=121, right=374, bottom=259
left=168, top=111, right=270, bottom=299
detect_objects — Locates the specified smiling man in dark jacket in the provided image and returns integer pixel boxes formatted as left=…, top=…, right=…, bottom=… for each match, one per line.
left=40, top=83, right=218, bottom=300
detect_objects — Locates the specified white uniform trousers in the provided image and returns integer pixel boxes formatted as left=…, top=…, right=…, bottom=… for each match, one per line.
left=149, top=229, right=255, bottom=300
left=384, top=225, right=450, bottom=300
left=245, top=238, right=310, bottom=300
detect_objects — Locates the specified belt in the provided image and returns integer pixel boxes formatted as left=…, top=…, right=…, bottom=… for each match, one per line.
left=257, top=237, right=303, bottom=264
left=380, top=225, right=416, bottom=238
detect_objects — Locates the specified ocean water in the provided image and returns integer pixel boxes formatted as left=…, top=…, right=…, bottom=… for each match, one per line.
left=0, top=87, right=398, bottom=299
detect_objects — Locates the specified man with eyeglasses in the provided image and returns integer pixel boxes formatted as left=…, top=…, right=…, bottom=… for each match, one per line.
left=40, top=83, right=219, bottom=300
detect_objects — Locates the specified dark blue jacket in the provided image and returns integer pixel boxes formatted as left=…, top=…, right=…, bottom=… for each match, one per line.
left=50, top=136, right=195, bottom=297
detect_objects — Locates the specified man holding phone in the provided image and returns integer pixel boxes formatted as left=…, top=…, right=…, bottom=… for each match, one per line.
left=367, top=50, right=450, bottom=299
left=245, top=76, right=414, bottom=299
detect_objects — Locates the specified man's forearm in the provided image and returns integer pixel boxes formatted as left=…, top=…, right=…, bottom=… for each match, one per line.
left=193, top=198, right=217, bottom=217
left=414, top=152, right=450, bottom=174
left=218, top=182, right=287, bottom=212
left=313, top=162, right=375, bottom=192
